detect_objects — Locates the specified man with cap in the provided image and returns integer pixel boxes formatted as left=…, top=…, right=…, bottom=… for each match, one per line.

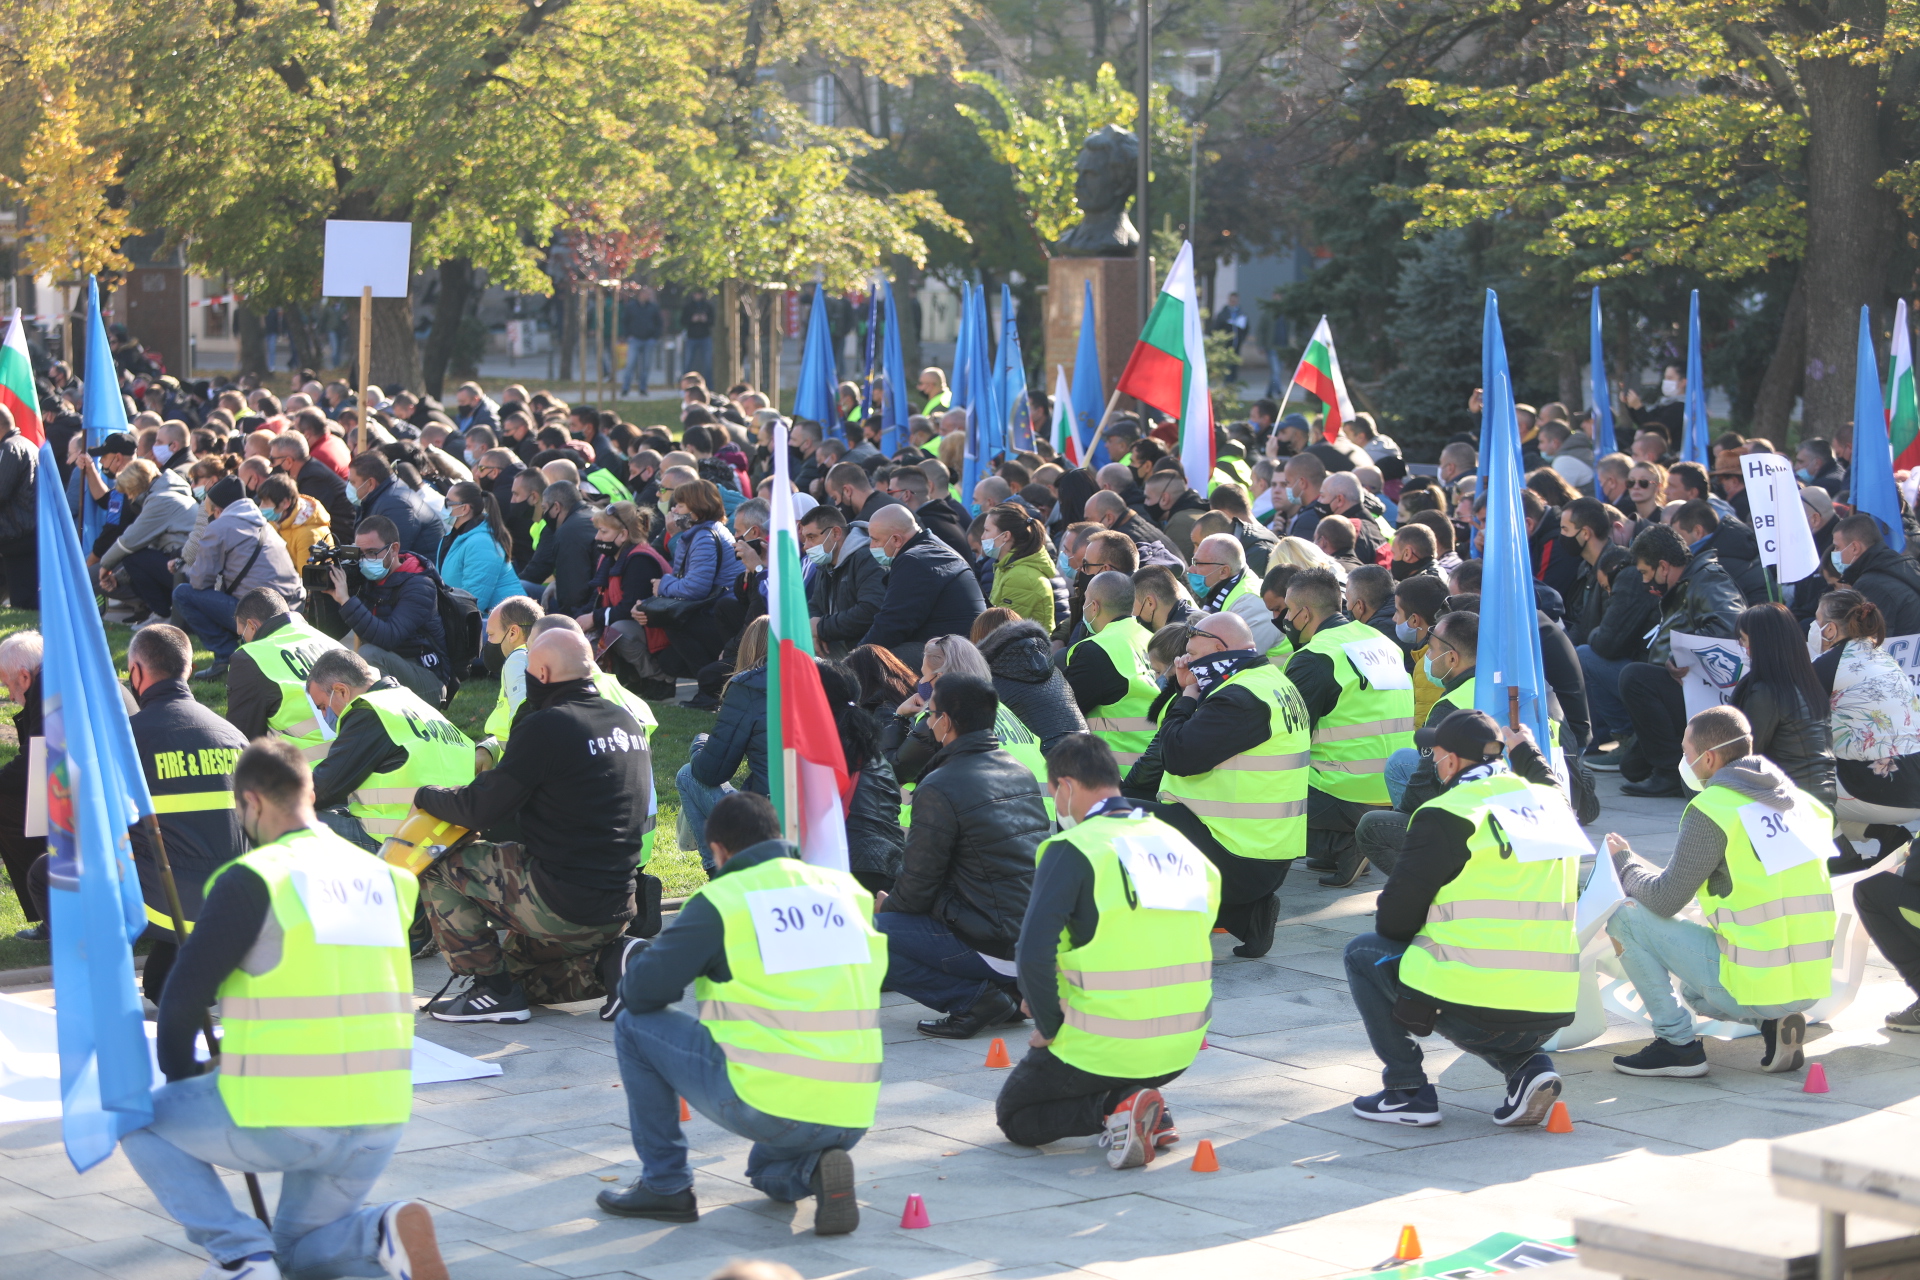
left=1343, top=709, right=1578, bottom=1128
left=78, top=428, right=137, bottom=539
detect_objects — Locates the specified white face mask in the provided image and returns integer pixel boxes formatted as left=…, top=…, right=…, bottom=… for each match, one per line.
left=152, top=443, right=174, bottom=466
left=1679, top=736, right=1746, bottom=791
left=1661, top=378, right=1680, bottom=399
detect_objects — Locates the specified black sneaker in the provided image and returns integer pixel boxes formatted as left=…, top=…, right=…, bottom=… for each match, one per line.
left=1612, top=1037, right=1708, bottom=1077
left=1351, top=1083, right=1440, bottom=1126
left=1232, top=891, right=1281, bottom=959
left=1761, top=1012, right=1806, bottom=1073
left=12, top=921, right=47, bottom=942
left=809, top=1148, right=859, bottom=1236
left=1493, top=1054, right=1562, bottom=1127
left=1318, top=854, right=1370, bottom=889
left=1886, top=1000, right=1920, bottom=1033
left=426, top=973, right=532, bottom=1023
left=598, top=938, right=647, bottom=1022
left=596, top=1179, right=698, bottom=1222
left=192, top=659, right=230, bottom=682
left=1620, top=772, right=1683, bottom=798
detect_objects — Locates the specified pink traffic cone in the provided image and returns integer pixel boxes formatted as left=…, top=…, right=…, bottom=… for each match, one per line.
left=1804, top=1063, right=1830, bottom=1094
left=899, top=1193, right=931, bottom=1228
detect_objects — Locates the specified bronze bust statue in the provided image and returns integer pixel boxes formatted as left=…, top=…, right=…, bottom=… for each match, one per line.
left=1054, top=124, right=1140, bottom=257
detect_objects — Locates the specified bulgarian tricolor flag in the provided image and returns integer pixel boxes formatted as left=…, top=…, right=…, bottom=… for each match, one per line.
left=1117, top=240, right=1214, bottom=487
left=1049, top=364, right=1082, bottom=466
left=0, top=311, right=44, bottom=446
left=1286, top=316, right=1356, bottom=444
left=1891, top=299, right=1920, bottom=471
left=766, top=423, right=851, bottom=870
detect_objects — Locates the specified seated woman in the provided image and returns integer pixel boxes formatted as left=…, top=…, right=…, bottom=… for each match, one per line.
left=437, top=481, right=525, bottom=614
left=845, top=643, right=917, bottom=737
left=582, top=501, right=672, bottom=700
left=983, top=503, right=1056, bottom=632
left=674, top=616, right=768, bottom=873
left=632, top=480, right=742, bottom=682
left=819, top=659, right=905, bottom=894
left=878, top=633, right=994, bottom=785
left=1816, top=590, right=1920, bottom=869
left=1729, top=602, right=1836, bottom=804
left=254, top=473, right=334, bottom=577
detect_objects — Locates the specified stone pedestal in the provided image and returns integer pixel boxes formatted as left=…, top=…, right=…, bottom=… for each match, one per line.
left=1045, top=256, right=1145, bottom=407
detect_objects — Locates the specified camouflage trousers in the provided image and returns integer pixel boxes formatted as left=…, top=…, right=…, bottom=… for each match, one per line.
left=422, top=841, right=627, bottom=1005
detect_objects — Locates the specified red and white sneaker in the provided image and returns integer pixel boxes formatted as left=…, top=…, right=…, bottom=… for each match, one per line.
left=1152, top=1108, right=1179, bottom=1151
left=1100, top=1089, right=1164, bottom=1169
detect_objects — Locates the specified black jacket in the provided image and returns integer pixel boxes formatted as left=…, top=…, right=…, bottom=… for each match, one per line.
left=1732, top=678, right=1836, bottom=805
left=1231, top=517, right=1281, bottom=576
left=1530, top=507, right=1584, bottom=602
left=224, top=611, right=344, bottom=740
left=619, top=839, right=799, bottom=1012
left=310, top=676, right=413, bottom=811
left=1375, top=745, right=1574, bottom=1033
left=847, top=756, right=907, bottom=883
left=362, top=475, right=446, bottom=562
left=860, top=528, right=986, bottom=652
left=915, top=500, right=973, bottom=561
left=977, top=619, right=1087, bottom=752
left=1568, top=543, right=1631, bottom=648
left=0, top=432, right=36, bottom=544
left=297, top=457, right=355, bottom=537
left=1116, top=512, right=1186, bottom=567
left=417, top=677, right=652, bottom=925
left=884, top=728, right=1050, bottom=958
left=1158, top=651, right=1286, bottom=779
left=523, top=501, right=600, bottom=616
left=1698, top=522, right=1768, bottom=606
left=129, top=679, right=250, bottom=924
left=809, top=529, right=889, bottom=650
left=1582, top=546, right=1660, bottom=662
left=1649, top=551, right=1744, bottom=665
left=1840, top=543, right=1920, bottom=638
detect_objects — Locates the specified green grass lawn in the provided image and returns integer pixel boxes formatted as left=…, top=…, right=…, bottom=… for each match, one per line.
left=0, top=607, right=716, bottom=973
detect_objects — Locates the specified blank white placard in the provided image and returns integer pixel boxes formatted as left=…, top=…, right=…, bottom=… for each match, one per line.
left=322, top=221, right=413, bottom=298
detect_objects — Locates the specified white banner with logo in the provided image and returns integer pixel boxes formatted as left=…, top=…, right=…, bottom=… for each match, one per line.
left=1668, top=630, right=1749, bottom=719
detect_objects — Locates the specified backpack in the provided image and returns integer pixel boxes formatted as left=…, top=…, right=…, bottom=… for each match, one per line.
left=408, top=556, right=481, bottom=706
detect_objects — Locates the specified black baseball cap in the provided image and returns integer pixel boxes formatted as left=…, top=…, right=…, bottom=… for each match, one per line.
left=1414, top=708, right=1504, bottom=759
left=87, top=432, right=135, bottom=458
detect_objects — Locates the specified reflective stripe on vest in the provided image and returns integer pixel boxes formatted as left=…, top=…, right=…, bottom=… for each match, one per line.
left=1301, top=619, right=1417, bottom=804
left=1073, top=618, right=1161, bottom=759
left=151, top=790, right=236, bottom=814
left=211, top=827, right=417, bottom=1128
left=1043, top=812, right=1219, bottom=1078
left=1398, top=773, right=1580, bottom=1014
left=693, top=856, right=885, bottom=1129
left=1687, top=784, right=1836, bottom=1007
left=342, top=686, right=477, bottom=837
left=1157, top=664, right=1312, bottom=861
left=236, top=616, right=346, bottom=754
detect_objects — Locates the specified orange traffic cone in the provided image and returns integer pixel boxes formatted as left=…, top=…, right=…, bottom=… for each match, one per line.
left=900, top=1193, right=931, bottom=1228
left=1804, top=1063, right=1830, bottom=1094
left=1393, top=1224, right=1422, bottom=1262
left=678, top=1096, right=690, bottom=1122
left=1190, top=1139, right=1219, bottom=1172
left=984, top=1037, right=1012, bottom=1069
left=1545, top=1101, right=1574, bottom=1133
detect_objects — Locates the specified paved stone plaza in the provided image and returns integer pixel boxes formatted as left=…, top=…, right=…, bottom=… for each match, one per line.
left=6, top=776, right=1920, bottom=1279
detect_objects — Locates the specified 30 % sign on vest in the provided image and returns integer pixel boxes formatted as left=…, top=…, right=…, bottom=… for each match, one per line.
left=1487, top=790, right=1593, bottom=863
left=747, top=886, right=870, bottom=974
left=1114, top=829, right=1212, bottom=913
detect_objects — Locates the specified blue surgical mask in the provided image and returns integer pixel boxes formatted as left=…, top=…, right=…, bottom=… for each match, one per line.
left=1187, top=572, right=1210, bottom=596
left=805, top=543, right=830, bottom=567
left=1423, top=650, right=1447, bottom=682
left=191, top=485, right=206, bottom=501
left=1831, top=548, right=1847, bottom=572
left=1396, top=621, right=1421, bottom=645
left=871, top=548, right=893, bottom=569
left=359, top=556, right=391, bottom=581
left=1797, top=468, right=1814, bottom=482
left=1283, top=485, right=1299, bottom=507
left=258, top=507, right=278, bottom=522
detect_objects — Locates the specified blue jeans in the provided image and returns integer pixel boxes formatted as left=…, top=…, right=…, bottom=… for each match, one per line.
left=1344, top=932, right=1554, bottom=1091
left=874, top=911, right=1007, bottom=1014
left=120, top=1072, right=404, bottom=1275
left=1577, top=644, right=1635, bottom=742
left=318, top=808, right=380, bottom=853
left=1384, top=747, right=1421, bottom=809
left=682, top=336, right=713, bottom=385
left=674, top=762, right=732, bottom=875
left=1606, top=901, right=1816, bottom=1045
left=623, top=338, right=657, bottom=395
left=615, top=1008, right=865, bottom=1201
left=173, top=583, right=240, bottom=659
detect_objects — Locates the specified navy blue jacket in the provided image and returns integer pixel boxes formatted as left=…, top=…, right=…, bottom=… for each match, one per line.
left=363, top=476, right=447, bottom=562
left=859, top=529, right=986, bottom=651
left=619, top=839, right=796, bottom=1011
left=689, top=665, right=768, bottom=795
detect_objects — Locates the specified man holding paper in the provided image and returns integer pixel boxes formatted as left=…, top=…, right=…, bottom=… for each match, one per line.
left=1342, top=710, right=1578, bottom=1131
left=1604, top=704, right=1834, bottom=1079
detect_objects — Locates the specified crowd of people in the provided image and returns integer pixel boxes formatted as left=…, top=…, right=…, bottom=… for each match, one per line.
left=4, top=353, right=1920, bottom=1276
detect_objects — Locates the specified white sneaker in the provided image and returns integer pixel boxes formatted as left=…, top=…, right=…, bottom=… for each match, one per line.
left=199, top=1257, right=281, bottom=1280
left=377, top=1201, right=449, bottom=1280
left=1097, top=1088, right=1163, bottom=1170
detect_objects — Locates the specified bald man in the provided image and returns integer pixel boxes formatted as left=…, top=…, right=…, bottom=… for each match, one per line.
left=416, top=627, right=657, bottom=1023
left=860, top=503, right=986, bottom=669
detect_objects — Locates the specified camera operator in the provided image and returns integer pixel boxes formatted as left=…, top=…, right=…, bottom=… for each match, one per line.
left=321, top=514, right=451, bottom=706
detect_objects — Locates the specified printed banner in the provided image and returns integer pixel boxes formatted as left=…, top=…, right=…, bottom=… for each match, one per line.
left=1668, top=630, right=1748, bottom=719
left=1347, top=1232, right=1575, bottom=1278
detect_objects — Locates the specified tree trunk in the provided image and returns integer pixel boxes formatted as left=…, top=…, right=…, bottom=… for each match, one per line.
left=1752, top=269, right=1808, bottom=443
left=1799, top=54, right=1900, bottom=437
left=1556, top=348, right=1581, bottom=412
left=234, top=304, right=267, bottom=378
left=421, top=257, right=474, bottom=399
left=557, top=284, right=575, bottom=381
left=283, top=305, right=322, bottom=376
left=717, top=279, right=741, bottom=391
left=367, top=294, right=420, bottom=396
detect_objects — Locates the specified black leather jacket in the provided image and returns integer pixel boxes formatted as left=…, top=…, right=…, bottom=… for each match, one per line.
left=1731, top=678, right=1837, bottom=806
left=846, top=756, right=907, bottom=882
left=1649, top=551, right=1744, bottom=665
left=977, top=619, right=1087, bottom=753
left=883, top=729, right=1050, bottom=958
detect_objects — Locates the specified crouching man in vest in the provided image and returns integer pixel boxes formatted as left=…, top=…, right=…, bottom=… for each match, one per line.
left=1343, top=710, right=1577, bottom=1130
left=120, top=739, right=449, bottom=1280
left=999, top=735, right=1220, bottom=1168
left=1605, top=705, right=1834, bottom=1078
left=598, top=792, right=881, bottom=1235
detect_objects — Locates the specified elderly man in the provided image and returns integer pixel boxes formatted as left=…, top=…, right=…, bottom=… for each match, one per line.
left=1318, top=472, right=1386, bottom=562
left=859, top=505, right=986, bottom=669
left=1186, top=532, right=1281, bottom=654
left=1437, top=442, right=1477, bottom=489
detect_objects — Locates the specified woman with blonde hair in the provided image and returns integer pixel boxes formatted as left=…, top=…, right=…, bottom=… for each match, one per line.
left=98, top=458, right=198, bottom=621
left=1269, top=535, right=1345, bottom=579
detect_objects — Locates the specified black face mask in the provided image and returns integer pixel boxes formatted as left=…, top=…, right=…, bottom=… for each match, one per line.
left=1390, top=557, right=1432, bottom=582
left=524, top=674, right=556, bottom=708
left=592, top=540, right=618, bottom=558
left=1280, top=618, right=1303, bottom=646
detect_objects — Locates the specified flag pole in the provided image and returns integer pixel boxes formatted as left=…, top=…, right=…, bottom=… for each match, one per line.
left=141, top=813, right=271, bottom=1227
left=1507, top=686, right=1520, bottom=733
left=1090, top=389, right=1124, bottom=445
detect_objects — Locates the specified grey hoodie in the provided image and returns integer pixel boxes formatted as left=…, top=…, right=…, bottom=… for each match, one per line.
left=101, top=469, right=198, bottom=569
left=1611, top=754, right=1811, bottom=916
left=186, top=497, right=304, bottom=604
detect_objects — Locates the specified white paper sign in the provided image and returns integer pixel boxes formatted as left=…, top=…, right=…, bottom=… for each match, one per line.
left=293, top=864, right=405, bottom=948
left=1738, top=800, right=1830, bottom=876
left=1114, top=830, right=1211, bottom=913
left=1668, top=630, right=1747, bottom=719
left=23, top=736, right=44, bottom=838
left=1342, top=636, right=1413, bottom=690
left=1576, top=845, right=1626, bottom=939
left=1742, top=453, right=1821, bottom=585
left=1489, top=790, right=1593, bottom=863
left=746, top=885, right=870, bottom=975
left=322, top=220, right=413, bottom=298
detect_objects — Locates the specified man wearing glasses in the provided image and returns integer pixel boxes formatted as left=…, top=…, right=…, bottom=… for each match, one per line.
left=1185, top=533, right=1281, bottom=655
